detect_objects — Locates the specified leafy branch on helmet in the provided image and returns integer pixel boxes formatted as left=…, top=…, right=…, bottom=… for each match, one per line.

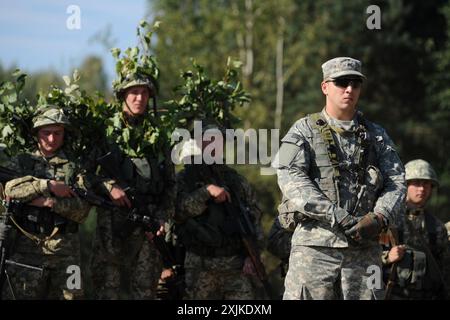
left=164, top=57, right=251, bottom=133
left=111, top=20, right=160, bottom=99
left=37, top=70, right=113, bottom=162
left=107, top=20, right=171, bottom=158
left=0, top=70, right=35, bottom=156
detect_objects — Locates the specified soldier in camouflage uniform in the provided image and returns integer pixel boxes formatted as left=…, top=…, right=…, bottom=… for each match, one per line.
left=1, top=106, right=92, bottom=299
left=90, top=70, right=176, bottom=299
left=175, top=125, right=264, bottom=299
left=274, top=57, right=406, bottom=300
left=382, top=159, right=448, bottom=299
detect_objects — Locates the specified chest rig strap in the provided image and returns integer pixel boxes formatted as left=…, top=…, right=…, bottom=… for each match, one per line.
left=309, top=112, right=372, bottom=185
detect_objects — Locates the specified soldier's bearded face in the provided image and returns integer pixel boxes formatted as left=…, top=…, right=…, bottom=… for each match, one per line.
left=37, top=124, right=65, bottom=157
left=406, top=179, right=433, bottom=207
left=123, top=85, right=150, bottom=116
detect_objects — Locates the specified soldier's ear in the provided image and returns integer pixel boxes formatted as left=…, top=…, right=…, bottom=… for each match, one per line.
left=321, top=81, right=328, bottom=95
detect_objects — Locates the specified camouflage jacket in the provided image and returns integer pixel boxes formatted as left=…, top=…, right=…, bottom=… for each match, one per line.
left=275, top=109, right=406, bottom=248
left=175, top=164, right=264, bottom=255
left=383, top=205, right=449, bottom=298
left=90, top=136, right=176, bottom=223
left=4, top=149, right=91, bottom=224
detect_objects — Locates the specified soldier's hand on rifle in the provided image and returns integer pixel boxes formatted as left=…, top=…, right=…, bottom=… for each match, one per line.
left=145, top=223, right=165, bottom=240
left=29, top=196, right=55, bottom=208
left=161, top=267, right=175, bottom=281
left=242, top=256, right=256, bottom=276
left=48, top=180, right=76, bottom=198
left=206, top=184, right=231, bottom=203
left=344, top=212, right=385, bottom=242
left=387, top=245, right=406, bottom=264
left=109, top=184, right=131, bottom=208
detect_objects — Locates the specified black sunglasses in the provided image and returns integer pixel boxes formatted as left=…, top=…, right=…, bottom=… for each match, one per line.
left=329, top=78, right=363, bottom=89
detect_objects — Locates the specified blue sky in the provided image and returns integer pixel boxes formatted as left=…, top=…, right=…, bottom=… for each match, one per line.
left=0, top=0, right=149, bottom=82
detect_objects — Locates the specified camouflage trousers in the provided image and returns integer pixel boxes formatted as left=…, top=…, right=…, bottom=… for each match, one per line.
left=283, top=245, right=383, bottom=300
left=1, top=232, right=83, bottom=300
left=184, top=251, right=254, bottom=300
left=90, top=209, right=162, bottom=300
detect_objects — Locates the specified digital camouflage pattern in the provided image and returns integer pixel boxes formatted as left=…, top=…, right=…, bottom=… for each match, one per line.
left=90, top=143, right=176, bottom=300
left=405, top=159, right=439, bottom=186
left=32, top=107, right=70, bottom=131
left=321, top=57, right=366, bottom=80
left=275, top=109, right=405, bottom=300
left=382, top=207, right=449, bottom=299
left=2, top=149, right=91, bottom=299
left=175, top=164, right=264, bottom=300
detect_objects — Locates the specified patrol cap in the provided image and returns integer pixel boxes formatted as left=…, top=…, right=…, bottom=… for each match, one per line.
left=405, top=159, right=439, bottom=187
left=322, top=57, right=366, bottom=81
left=32, top=105, right=70, bottom=131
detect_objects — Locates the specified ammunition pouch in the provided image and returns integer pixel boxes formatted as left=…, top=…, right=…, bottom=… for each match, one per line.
left=393, top=249, right=445, bottom=299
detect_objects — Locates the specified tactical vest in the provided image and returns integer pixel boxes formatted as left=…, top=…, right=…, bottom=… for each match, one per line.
left=105, top=145, right=170, bottom=239
left=393, top=211, right=446, bottom=299
left=305, top=112, right=380, bottom=215
left=176, top=165, right=245, bottom=258
left=107, top=144, right=167, bottom=205
left=15, top=151, right=78, bottom=235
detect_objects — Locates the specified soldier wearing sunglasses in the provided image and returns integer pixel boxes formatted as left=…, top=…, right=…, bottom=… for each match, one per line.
left=274, top=57, right=406, bottom=300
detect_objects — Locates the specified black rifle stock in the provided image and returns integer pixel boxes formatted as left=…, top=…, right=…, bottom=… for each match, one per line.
left=0, top=166, right=45, bottom=300
left=209, top=165, right=274, bottom=299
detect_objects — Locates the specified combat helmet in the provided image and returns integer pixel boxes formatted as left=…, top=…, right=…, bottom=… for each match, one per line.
left=112, top=71, right=157, bottom=100
left=405, top=159, right=439, bottom=187
left=32, top=105, right=70, bottom=131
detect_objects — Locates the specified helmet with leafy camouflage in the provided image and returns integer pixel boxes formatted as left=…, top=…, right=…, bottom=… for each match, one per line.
left=113, top=72, right=156, bottom=100
left=32, top=105, right=70, bottom=131
left=405, top=159, right=439, bottom=187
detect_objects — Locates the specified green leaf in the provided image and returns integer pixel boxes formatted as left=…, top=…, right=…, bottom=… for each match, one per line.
left=2, top=125, right=13, bottom=137
left=73, top=69, right=80, bottom=82
left=111, top=48, right=121, bottom=59
left=63, top=75, right=71, bottom=86
left=8, top=93, right=17, bottom=103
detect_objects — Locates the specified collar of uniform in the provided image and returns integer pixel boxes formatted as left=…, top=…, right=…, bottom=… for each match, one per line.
left=321, top=108, right=358, bottom=134
left=32, top=149, right=69, bottom=165
left=406, top=203, right=425, bottom=216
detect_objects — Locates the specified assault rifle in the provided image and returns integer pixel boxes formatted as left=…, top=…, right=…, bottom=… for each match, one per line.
left=95, top=152, right=177, bottom=270
left=208, top=165, right=275, bottom=299
left=0, top=166, right=45, bottom=300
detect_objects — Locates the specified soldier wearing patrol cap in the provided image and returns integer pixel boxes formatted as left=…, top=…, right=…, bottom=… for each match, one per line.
left=273, top=57, right=406, bottom=299
left=1, top=105, right=93, bottom=299
left=382, top=159, right=449, bottom=299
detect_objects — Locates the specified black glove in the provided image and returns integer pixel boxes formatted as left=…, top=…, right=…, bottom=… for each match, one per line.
left=334, top=208, right=359, bottom=230
left=344, top=212, right=383, bottom=241
left=0, top=221, right=11, bottom=241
